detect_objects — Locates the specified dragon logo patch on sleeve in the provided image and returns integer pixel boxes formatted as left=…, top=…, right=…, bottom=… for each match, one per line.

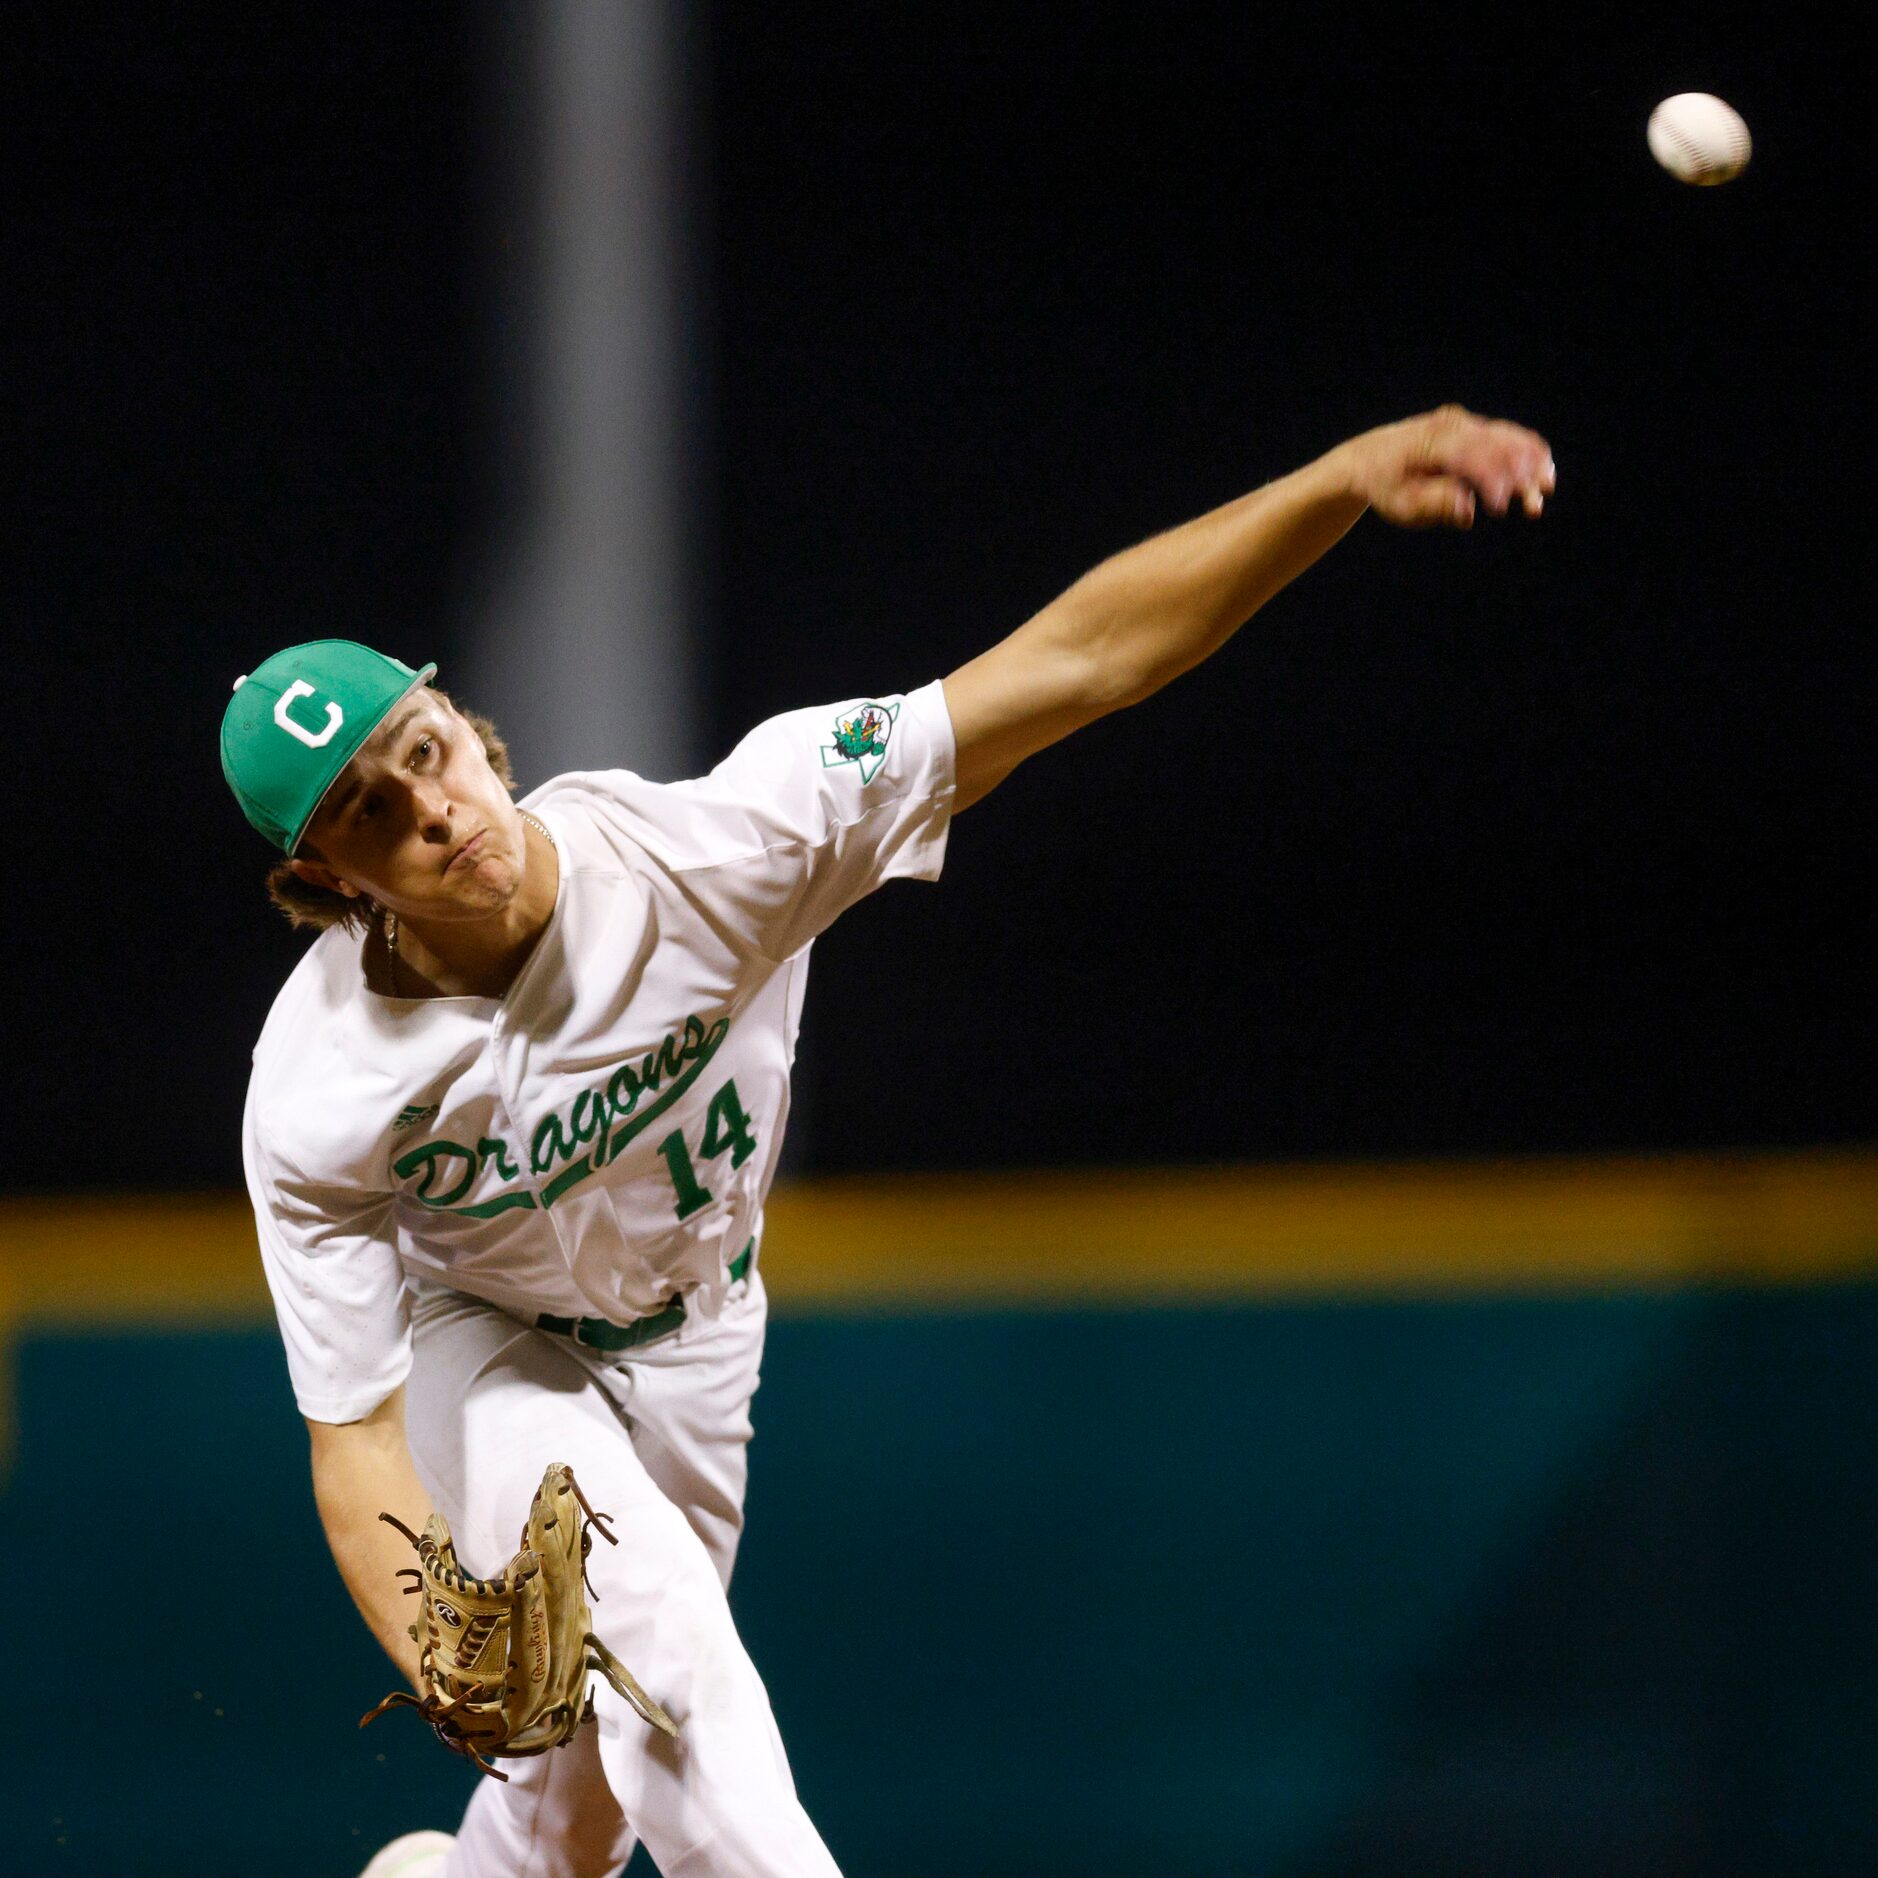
left=819, top=701, right=899, bottom=784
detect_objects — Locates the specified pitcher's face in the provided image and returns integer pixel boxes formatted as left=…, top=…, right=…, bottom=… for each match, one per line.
left=293, top=690, right=525, bottom=924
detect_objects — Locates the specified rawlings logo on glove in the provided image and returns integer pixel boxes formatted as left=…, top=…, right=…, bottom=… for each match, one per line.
left=360, top=1462, right=678, bottom=1779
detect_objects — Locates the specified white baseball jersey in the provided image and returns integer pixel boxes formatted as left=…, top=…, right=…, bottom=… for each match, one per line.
left=243, top=684, right=955, bottom=1423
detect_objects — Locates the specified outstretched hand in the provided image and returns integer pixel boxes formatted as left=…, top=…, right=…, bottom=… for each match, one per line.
left=1342, top=404, right=1555, bottom=529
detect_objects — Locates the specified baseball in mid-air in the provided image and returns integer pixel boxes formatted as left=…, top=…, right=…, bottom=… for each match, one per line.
left=1647, top=93, right=1752, bottom=185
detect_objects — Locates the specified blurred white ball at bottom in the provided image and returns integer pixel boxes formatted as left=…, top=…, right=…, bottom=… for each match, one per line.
left=1648, top=92, right=1752, bottom=185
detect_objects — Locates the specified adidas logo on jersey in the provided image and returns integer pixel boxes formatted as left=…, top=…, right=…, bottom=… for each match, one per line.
left=393, top=1102, right=441, bottom=1133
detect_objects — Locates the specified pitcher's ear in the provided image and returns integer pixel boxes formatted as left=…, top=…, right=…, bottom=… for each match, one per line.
left=288, top=856, right=362, bottom=898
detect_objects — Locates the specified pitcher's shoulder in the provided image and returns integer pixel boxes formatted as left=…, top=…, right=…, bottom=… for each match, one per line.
left=247, top=931, right=420, bottom=1176
left=523, top=766, right=752, bottom=875
left=251, top=924, right=372, bottom=1066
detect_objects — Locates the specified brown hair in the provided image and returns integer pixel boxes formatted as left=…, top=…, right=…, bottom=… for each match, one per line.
left=263, top=692, right=518, bottom=933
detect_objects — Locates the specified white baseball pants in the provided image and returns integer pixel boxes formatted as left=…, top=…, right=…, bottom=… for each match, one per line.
left=400, top=1270, right=843, bottom=1878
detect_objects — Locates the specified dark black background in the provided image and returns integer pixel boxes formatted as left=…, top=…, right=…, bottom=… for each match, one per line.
left=5, top=5, right=1870, bottom=1189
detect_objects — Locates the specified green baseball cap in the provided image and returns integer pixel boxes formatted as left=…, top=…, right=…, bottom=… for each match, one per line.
left=220, top=640, right=438, bottom=853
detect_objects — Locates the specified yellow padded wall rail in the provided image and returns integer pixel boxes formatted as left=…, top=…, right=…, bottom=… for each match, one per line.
left=2, top=1150, right=1875, bottom=1473
left=2, top=1149, right=1875, bottom=1321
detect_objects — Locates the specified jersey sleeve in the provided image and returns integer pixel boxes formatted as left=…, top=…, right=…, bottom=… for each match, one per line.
left=604, top=678, right=957, bottom=963
left=243, top=1082, right=413, bottom=1424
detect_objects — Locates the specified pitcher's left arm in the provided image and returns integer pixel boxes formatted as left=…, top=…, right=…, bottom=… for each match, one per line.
left=942, top=405, right=1554, bottom=812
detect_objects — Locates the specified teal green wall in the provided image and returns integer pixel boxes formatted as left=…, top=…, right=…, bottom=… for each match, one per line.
left=8, top=1291, right=1875, bottom=1875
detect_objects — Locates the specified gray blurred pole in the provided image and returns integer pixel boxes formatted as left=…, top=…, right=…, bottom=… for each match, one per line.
left=466, top=0, right=698, bottom=783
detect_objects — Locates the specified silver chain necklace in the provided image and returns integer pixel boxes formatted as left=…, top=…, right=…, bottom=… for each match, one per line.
left=383, top=811, right=556, bottom=994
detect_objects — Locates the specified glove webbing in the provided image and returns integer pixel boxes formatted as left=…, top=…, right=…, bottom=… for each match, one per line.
left=358, top=1466, right=676, bottom=1780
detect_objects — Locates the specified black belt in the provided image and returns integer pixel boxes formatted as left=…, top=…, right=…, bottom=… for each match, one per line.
left=536, top=1238, right=754, bottom=1353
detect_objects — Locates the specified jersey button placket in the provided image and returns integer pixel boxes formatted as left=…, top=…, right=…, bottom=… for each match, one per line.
left=487, top=1005, right=580, bottom=1286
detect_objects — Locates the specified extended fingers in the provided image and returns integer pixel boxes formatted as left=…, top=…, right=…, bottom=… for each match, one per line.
left=1496, top=423, right=1555, bottom=517
left=1436, top=414, right=1555, bottom=518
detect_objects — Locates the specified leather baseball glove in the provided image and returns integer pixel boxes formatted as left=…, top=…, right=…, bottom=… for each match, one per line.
left=360, top=1462, right=678, bottom=1779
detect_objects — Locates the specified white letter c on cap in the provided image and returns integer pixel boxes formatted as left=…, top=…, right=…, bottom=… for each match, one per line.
left=273, top=679, right=344, bottom=748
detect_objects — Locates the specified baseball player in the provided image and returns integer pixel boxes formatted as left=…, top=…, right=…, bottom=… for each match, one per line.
left=224, top=406, right=1552, bottom=1878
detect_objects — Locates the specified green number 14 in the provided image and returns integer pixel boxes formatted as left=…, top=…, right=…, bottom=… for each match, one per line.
left=656, top=1078, right=759, bottom=1220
